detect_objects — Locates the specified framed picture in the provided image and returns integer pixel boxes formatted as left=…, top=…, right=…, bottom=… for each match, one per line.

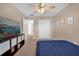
left=56, top=21, right=59, bottom=26
left=68, top=16, right=74, bottom=24
left=60, top=19, right=64, bottom=26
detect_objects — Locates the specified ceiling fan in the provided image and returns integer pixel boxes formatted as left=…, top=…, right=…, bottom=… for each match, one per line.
left=28, top=3, right=55, bottom=14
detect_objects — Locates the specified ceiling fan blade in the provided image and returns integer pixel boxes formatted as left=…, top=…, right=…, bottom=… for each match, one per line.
left=48, top=6, right=55, bottom=9
left=27, top=4, right=36, bottom=7
left=44, top=6, right=55, bottom=12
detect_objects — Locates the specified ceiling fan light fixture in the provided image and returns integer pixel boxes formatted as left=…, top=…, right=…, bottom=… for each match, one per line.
left=38, top=8, right=45, bottom=13
left=32, top=3, right=55, bottom=14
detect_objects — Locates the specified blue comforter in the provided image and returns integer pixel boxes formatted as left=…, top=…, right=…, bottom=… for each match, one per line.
left=36, top=40, right=79, bottom=56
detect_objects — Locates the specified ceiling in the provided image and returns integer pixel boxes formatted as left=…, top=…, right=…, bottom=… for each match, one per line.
left=12, top=3, right=69, bottom=17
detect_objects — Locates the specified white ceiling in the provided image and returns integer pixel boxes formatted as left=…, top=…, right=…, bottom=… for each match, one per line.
left=12, top=3, right=69, bottom=17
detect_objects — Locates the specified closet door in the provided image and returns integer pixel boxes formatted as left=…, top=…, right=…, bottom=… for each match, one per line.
left=38, top=19, right=51, bottom=39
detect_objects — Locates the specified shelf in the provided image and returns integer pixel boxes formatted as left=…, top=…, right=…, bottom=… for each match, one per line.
left=0, top=34, right=25, bottom=56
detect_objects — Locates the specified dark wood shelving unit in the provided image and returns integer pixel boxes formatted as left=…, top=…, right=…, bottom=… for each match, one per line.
left=0, top=34, right=25, bottom=56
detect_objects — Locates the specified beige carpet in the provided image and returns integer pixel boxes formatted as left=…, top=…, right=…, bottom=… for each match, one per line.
left=15, top=38, right=37, bottom=56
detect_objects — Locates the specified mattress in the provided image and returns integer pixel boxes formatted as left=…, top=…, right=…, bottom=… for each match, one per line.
left=36, top=40, right=79, bottom=56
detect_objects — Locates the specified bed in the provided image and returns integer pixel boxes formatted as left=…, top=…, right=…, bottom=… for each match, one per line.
left=36, top=40, right=79, bottom=56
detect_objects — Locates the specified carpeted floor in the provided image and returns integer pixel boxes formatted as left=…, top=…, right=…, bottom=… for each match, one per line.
left=15, top=37, right=37, bottom=56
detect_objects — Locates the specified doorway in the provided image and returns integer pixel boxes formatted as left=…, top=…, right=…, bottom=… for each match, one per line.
left=38, top=19, right=51, bottom=39
left=23, top=18, right=34, bottom=40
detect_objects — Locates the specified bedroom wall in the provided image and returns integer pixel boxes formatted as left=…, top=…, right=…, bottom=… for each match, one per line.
left=54, top=3, right=79, bottom=44
left=0, top=3, right=24, bottom=22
